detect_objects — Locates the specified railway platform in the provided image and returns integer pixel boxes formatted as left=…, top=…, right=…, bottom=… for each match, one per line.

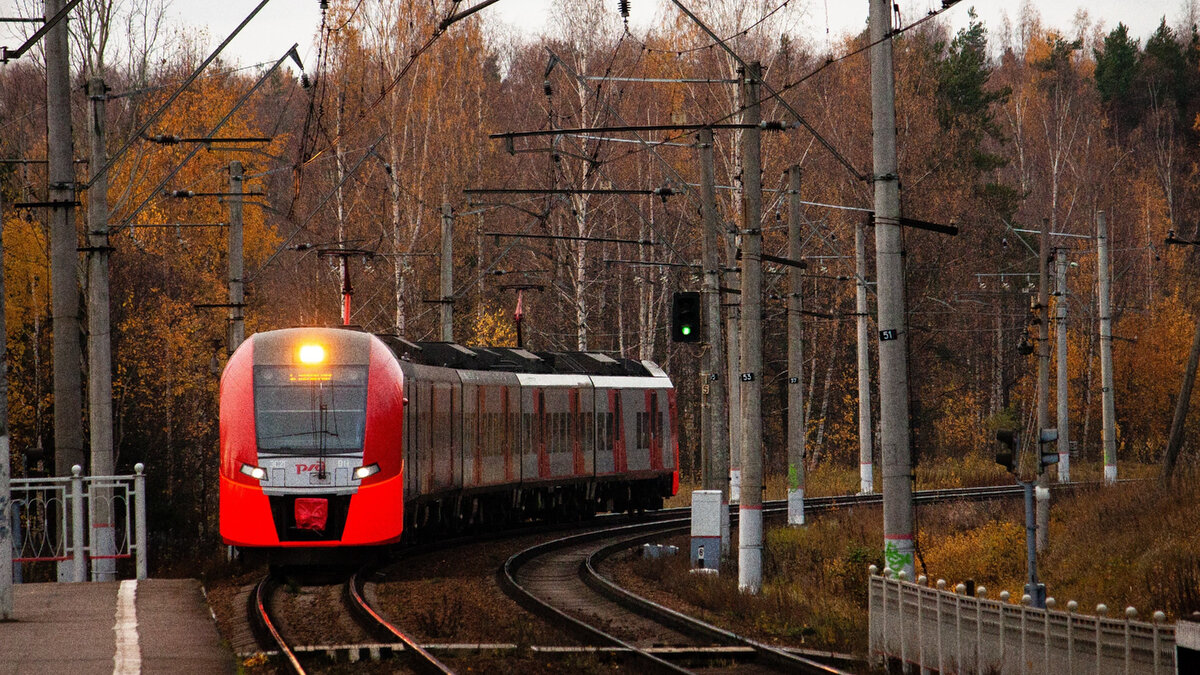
left=0, top=578, right=234, bottom=674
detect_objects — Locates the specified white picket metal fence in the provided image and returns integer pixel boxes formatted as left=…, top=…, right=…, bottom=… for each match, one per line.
left=8, top=463, right=147, bottom=582
left=869, top=566, right=1176, bottom=674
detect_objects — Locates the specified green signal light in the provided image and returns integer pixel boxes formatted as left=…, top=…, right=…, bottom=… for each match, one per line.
left=681, top=326, right=692, bottom=336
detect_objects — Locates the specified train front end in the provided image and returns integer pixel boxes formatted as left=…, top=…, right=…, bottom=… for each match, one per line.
left=219, top=327, right=406, bottom=561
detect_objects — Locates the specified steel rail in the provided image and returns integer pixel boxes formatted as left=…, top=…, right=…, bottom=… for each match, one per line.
left=499, top=519, right=696, bottom=674
left=250, top=576, right=306, bottom=674
left=582, top=512, right=848, bottom=674
left=501, top=483, right=1046, bottom=674
left=347, top=568, right=455, bottom=675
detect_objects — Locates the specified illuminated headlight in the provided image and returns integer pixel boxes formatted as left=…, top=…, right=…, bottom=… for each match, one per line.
left=298, top=343, right=326, bottom=364
left=239, top=463, right=266, bottom=481
left=354, top=463, right=380, bottom=480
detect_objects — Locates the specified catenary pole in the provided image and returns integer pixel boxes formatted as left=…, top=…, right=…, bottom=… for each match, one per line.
left=1, top=183, right=11, bottom=618
left=698, top=128, right=730, bottom=552
left=228, top=161, right=245, bottom=354
left=786, top=165, right=805, bottom=526
left=869, top=0, right=915, bottom=579
left=1097, top=211, right=1117, bottom=483
left=87, top=77, right=116, bottom=581
left=856, top=217, right=874, bottom=493
left=441, top=203, right=454, bottom=342
left=1055, top=247, right=1070, bottom=481
left=47, top=0, right=85, bottom=582
left=738, top=62, right=764, bottom=593
left=726, top=233, right=742, bottom=505
left=1037, top=218, right=1051, bottom=551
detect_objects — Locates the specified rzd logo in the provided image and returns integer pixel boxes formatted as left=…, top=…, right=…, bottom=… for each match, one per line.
left=296, top=463, right=324, bottom=474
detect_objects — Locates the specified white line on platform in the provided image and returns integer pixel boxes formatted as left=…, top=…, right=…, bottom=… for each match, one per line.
left=113, top=580, right=141, bottom=675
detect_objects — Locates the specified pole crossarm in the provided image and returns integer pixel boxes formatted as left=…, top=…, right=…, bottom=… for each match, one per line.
left=112, top=43, right=297, bottom=233
left=145, top=135, right=272, bottom=144
left=83, top=0, right=277, bottom=189
left=734, top=248, right=808, bottom=269
left=438, top=0, right=504, bottom=29
left=668, top=0, right=868, bottom=182
left=1166, top=230, right=1200, bottom=246
left=485, top=231, right=654, bottom=246
left=166, top=191, right=265, bottom=198
left=316, top=247, right=378, bottom=258
left=603, top=258, right=698, bottom=268
left=466, top=187, right=679, bottom=197
left=0, top=0, right=84, bottom=62
left=866, top=213, right=959, bottom=236
left=12, top=200, right=81, bottom=208
left=491, top=123, right=760, bottom=140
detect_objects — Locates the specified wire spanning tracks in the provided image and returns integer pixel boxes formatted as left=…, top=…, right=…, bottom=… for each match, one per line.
left=250, top=570, right=453, bottom=675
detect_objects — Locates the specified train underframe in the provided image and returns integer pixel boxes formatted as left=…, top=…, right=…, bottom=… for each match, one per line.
left=403, top=475, right=673, bottom=541
left=235, top=475, right=673, bottom=567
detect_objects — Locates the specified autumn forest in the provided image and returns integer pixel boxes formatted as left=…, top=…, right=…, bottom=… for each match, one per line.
left=3, top=0, right=1200, bottom=566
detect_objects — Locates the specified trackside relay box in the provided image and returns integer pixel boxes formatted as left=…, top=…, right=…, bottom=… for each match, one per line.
left=690, top=490, right=722, bottom=572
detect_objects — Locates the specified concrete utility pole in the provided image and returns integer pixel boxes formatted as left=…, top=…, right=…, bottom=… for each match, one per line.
left=1, top=188, right=11, bottom=618
left=1097, top=211, right=1117, bottom=483
left=698, top=128, right=730, bottom=552
left=726, top=236, right=742, bottom=504
left=47, top=0, right=85, bottom=582
left=869, top=0, right=915, bottom=580
left=856, top=218, right=874, bottom=493
left=440, top=203, right=454, bottom=342
left=1054, top=247, right=1070, bottom=481
left=228, top=161, right=245, bottom=355
left=786, top=165, right=806, bottom=526
left=738, top=61, right=764, bottom=593
left=87, top=77, right=116, bottom=581
left=1036, top=218, right=1051, bottom=552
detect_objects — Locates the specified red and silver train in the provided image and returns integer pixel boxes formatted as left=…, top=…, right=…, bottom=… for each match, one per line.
left=219, top=326, right=678, bottom=562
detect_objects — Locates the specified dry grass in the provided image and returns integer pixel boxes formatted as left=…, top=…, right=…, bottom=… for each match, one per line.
left=624, top=506, right=878, bottom=653
left=643, top=456, right=1196, bottom=656
left=913, top=466, right=1200, bottom=620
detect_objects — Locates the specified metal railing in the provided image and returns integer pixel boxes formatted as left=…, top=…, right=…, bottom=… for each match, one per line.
left=868, top=566, right=1176, bottom=674
left=9, top=463, right=147, bottom=582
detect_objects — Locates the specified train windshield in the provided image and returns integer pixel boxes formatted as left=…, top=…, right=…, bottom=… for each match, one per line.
left=253, top=365, right=369, bottom=454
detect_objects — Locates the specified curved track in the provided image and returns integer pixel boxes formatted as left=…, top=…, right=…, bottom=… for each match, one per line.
left=501, top=483, right=1040, bottom=674
left=244, top=482, right=1061, bottom=673
left=347, top=567, right=455, bottom=674
left=250, top=576, right=306, bottom=674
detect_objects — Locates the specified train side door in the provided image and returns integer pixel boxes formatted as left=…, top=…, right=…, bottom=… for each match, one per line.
left=399, top=363, right=420, bottom=500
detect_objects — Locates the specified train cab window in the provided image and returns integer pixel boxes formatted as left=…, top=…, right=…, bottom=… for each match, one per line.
left=253, top=365, right=369, bottom=453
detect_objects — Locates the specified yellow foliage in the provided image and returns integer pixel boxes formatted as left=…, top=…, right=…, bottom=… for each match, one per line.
left=463, top=302, right=517, bottom=347
left=922, top=519, right=1026, bottom=590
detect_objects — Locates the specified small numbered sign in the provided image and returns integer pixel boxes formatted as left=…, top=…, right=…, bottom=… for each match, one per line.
left=880, top=329, right=897, bottom=341
left=740, top=372, right=755, bottom=382
left=788, top=377, right=799, bottom=384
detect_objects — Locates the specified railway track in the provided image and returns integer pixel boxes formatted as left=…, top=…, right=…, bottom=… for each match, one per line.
left=499, top=483, right=1044, bottom=674
left=249, top=567, right=453, bottom=674
left=502, top=513, right=847, bottom=673
left=236, top=482, right=1069, bottom=673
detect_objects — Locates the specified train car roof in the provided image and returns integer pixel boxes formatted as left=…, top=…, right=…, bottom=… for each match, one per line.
left=373, top=334, right=659, bottom=377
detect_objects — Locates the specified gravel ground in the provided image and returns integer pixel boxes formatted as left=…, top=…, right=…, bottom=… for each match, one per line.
left=601, top=533, right=807, bottom=647
left=373, top=533, right=579, bottom=646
